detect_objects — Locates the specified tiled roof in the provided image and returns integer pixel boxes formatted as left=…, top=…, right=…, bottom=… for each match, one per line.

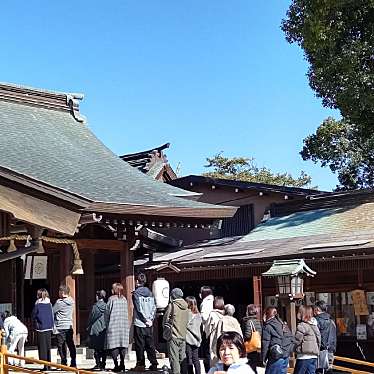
left=0, top=83, right=236, bottom=219
left=169, top=175, right=324, bottom=196
left=148, top=201, right=374, bottom=266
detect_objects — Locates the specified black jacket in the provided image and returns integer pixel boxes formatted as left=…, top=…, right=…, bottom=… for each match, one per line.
left=261, top=317, right=285, bottom=362
left=315, top=312, right=337, bottom=352
left=242, top=316, right=262, bottom=341
left=87, top=300, right=106, bottom=336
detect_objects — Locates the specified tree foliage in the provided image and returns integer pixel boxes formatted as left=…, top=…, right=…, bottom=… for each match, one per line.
left=282, top=0, right=374, bottom=189
left=203, top=153, right=314, bottom=188
left=301, top=117, right=374, bottom=190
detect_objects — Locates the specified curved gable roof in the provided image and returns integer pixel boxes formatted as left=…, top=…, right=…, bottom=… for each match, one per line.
left=0, top=83, right=235, bottom=219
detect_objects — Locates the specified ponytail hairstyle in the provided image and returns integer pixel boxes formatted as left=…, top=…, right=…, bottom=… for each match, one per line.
left=113, top=282, right=124, bottom=298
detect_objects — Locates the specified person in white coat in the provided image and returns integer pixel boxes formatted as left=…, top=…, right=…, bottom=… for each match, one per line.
left=200, top=286, right=214, bottom=372
left=2, top=311, right=28, bottom=367
left=208, top=331, right=255, bottom=374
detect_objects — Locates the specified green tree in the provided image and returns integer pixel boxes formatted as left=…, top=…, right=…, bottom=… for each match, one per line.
left=301, top=117, right=374, bottom=190
left=203, top=153, right=314, bottom=188
left=282, top=0, right=374, bottom=189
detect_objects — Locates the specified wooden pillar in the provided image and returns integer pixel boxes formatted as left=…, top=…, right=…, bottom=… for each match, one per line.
left=60, top=245, right=79, bottom=345
left=253, top=275, right=262, bottom=320
left=120, top=241, right=135, bottom=322
left=85, top=250, right=96, bottom=305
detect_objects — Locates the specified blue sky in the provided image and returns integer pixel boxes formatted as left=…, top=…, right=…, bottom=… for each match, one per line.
left=0, top=1, right=339, bottom=191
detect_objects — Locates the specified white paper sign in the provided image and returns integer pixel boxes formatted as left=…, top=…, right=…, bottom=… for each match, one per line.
left=356, top=324, right=367, bottom=340
left=316, top=293, right=331, bottom=305
left=305, top=292, right=316, bottom=306
left=25, top=256, right=48, bottom=279
left=347, top=291, right=353, bottom=305
left=0, top=303, right=12, bottom=314
left=367, top=292, right=374, bottom=306
left=265, top=296, right=278, bottom=307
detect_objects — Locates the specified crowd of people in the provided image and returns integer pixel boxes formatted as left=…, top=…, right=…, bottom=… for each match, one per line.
left=0, top=275, right=337, bottom=374
left=164, top=286, right=337, bottom=374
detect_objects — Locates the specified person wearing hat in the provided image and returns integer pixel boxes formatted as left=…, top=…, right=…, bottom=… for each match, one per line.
left=162, top=288, right=189, bottom=374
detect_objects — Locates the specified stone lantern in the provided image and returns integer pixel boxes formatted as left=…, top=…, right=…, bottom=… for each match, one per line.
left=262, top=259, right=316, bottom=332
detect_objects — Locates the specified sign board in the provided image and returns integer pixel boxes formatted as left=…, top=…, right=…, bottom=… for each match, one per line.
left=351, top=289, right=369, bottom=316
left=25, top=256, right=48, bottom=279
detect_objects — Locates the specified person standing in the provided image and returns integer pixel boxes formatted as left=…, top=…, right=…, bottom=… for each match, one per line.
left=294, top=306, right=321, bottom=374
left=53, top=285, right=77, bottom=368
left=132, top=273, right=158, bottom=372
left=261, top=307, right=291, bottom=374
left=105, top=283, right=129, bottom=372
left=162, top=288, right=189, bottom=374
left=205, top=296, right=225, bottom=366
left=314, top=300, right=337, bottom=373
left=224, top=304, right=243, bottom=336
left=32, top=288, right=54, bottom=370
left=185, top=296, right=202, bottom=374
left=87, top=290, right=107, bottom=371
left=2, top=311, right=28, bottom=367
left=242, top=304, right=262, bottom=373
left=199, top=286, right=214, bottom=373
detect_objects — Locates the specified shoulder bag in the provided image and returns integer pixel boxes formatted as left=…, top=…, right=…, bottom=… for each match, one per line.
left=163, top=302, right=174, bottom=341
left=244, top=320, right=261, bottom=353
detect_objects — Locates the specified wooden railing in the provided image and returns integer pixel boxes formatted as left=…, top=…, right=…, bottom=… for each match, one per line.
left=0, top=331, right=92, bottom=374
left=286, top=355, right=374, bottom=374
left=332, top=355, right=374, bottom=374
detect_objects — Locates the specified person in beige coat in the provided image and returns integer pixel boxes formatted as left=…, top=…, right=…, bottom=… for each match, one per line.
left=224, top=304, right=243, bottom=336
left=294, top=306, right=321, bottom=374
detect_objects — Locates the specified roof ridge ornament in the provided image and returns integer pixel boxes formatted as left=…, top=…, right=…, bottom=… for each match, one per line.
left=66, top=93, right=86, bottom=123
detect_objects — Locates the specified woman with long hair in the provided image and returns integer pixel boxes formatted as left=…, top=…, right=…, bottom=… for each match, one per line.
left=31, top=288, right=54, bottom=370
left=105, top=283, right=129, bottom=372
left=185, top=296, right=202, bottom=374
left=242, top=304, right=262, bottom=373
left=261, top=307, right=292, bottom=374
left=294, top=306, right=321, bottom=374
left=207, top=331, right=255, bottom=374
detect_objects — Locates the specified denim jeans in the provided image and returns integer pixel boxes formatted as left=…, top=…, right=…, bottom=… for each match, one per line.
left=295, top=358, right=317, bottom=374
left=265, top=357, right=289, bottom=374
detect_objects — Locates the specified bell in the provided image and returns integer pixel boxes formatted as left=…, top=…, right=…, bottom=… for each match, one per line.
left=71, top=259, right=84, bottom=275
left=7, top=239, right=17, bottom=253
left=35, top=239, right=45, bottom=254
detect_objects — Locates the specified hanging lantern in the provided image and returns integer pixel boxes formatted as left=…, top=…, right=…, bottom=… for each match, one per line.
left=152, top=278, right=170, bottom=310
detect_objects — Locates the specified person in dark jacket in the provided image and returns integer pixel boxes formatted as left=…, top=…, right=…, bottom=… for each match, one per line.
left=132, top=273, right=158, bottom=372
left=87, top=290, right=107, bottom=371
left=32, top=288, right=54, bottom=370
left=261, top=307, right=289, bottom=374
left=163, top=288, right=189, bottom=374
left=314, top=300, right=337, bottom=372
left=242, top=304, right=262, bottom=373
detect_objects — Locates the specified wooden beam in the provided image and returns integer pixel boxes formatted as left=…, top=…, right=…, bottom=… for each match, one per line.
left=120, top=228, right=135, bottom=323
left=76, top=239, right=124, bottom=252
left=60, top=245, right=79, bottom=345
left=253, top=276, right=262, bottom=320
